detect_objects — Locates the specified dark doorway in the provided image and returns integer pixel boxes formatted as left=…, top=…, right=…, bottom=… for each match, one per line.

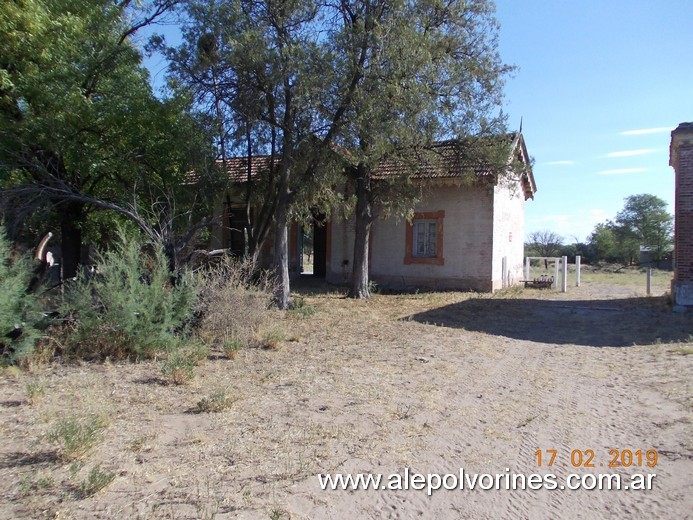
left=300, top=213, right=327, bottom=277
left=229, top=205, right=247, bottom=256
left=313, top=218, right=327, bottom=277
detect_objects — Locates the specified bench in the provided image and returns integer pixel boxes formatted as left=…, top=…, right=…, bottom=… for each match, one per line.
left=522, top=276, right=554, bottom=289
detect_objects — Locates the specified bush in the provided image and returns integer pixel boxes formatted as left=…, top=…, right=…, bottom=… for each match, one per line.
left=160, top=342, right=209, bottom=385
left=48, top=415, right=107, bottom=461
left=194, top=257, right=274, bottom=350
left=0, top=226, right=41, bottom=363
left=161, top=349, right=196, bottom=385
left=78, top=464, right=115, bottom=497
left=287, top=296, right=316, bottom=318
left=197, top=388, right=235, bottom=413
left=62, top=233, right=198, bottom=360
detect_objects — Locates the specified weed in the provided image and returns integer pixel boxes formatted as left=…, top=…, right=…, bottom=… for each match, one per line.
left=268, top=508, right=286, bottom=520
left=161, top=350, right=196, bottom=385
left=78, top=464, right=115, bottom=497
left=197, top=389, right=235, bottom=413
left=517, top=416, right=536, bottom=428
left=287, top=297, right=316, bottom=318
left=48, top=415, right=107, bottom=461
left=222, top=338, right=242, bottom=360
left=19, top=474, right=54, bottom=495
left=185, top=342, right=211, bottom=365
left=393, top=404, right=413, bottom=420
left=260, top=326, right=286, bottom=350
left=25, top=380, right=45, bottom=405
left=128, top=433, right=157, bottom=453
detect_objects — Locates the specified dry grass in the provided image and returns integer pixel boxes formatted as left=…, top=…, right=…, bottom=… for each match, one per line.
left=194, top=257, right=276, bottom=351
left=0, top=272, right=690, bottom=519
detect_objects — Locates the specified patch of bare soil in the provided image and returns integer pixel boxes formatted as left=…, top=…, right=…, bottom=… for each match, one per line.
left=1, top=280, right=691, bottom=519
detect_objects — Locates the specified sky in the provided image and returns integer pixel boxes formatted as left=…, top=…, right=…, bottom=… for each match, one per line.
left=140, top=1, right=693, bottom=244
left=493, top=0, right=693, bottom=242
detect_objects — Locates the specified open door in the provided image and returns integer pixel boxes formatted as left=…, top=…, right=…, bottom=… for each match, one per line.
left=299, top=213, right=327, bottom=277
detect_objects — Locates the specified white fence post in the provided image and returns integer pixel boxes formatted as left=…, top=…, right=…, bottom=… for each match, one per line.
left=561, top=256, right=568, bottom=292
left=502, top=256, right=507, bottom=288
left=525, top=257, right=530, bottom=282
left=575, top=255, right=581, bottom=287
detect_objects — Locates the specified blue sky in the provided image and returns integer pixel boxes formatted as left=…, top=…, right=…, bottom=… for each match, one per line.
left=494, top=0, right=692, bottom=242
left=141, top=1, right=692, bottom=244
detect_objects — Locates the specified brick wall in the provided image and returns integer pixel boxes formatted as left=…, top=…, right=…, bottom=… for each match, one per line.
left=669, top=122, right=693, bottom=307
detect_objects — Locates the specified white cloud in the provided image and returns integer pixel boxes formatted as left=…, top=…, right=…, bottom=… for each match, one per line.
left=598, top=168, right=646, bottom=175
left=620, top=127, right=671, bottom=136
left=587, top=208, right=609, bottom=220
left=606, top=149, right=656, bottom=158
left=544, top=160, right=574, bottom=166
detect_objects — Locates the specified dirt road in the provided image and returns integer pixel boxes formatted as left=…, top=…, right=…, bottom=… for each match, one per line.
left=1, top=280, right=691, bottom=519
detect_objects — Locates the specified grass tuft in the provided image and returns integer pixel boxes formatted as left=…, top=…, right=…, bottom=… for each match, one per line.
left=48, top=415, right=107, bottom=461
left=25, top=380, right=45, bottom=405
left=197, top=388, right=236, bottom=413
left=78, top=464, right=115, bottom=497
left=260, top=325, right=287, bottom=350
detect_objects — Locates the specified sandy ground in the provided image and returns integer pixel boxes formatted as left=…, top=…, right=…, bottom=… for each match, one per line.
left=1, top=274, right=691, bottom=519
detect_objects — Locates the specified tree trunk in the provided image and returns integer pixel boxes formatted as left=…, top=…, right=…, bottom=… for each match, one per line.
left=59, top=202, right=84, bottom=279
left=274, top=165, right=291, bottom=310
left=349, top=166, right=373, bottom=299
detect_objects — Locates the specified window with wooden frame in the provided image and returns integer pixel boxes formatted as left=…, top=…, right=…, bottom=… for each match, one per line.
left=404, top=211, right=445, bottom=265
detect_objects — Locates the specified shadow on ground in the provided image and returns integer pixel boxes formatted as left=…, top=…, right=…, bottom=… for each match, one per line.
left=406, top=296, right=693, bottom=347
left=0, top=451, right=60, bottom=469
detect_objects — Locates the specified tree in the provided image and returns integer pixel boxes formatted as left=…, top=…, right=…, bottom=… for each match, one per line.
left=587, top=223, right=621, bottom=263
left=587, top=195, right=673, bottom=266
left=326, top=0, right=512, bottom=298
left=526, top=230, right=564, bottom=258
left=615, top=194, right=673, bottom=265
left=0, top=0, right=215, bottom=275
left=166, top=0, right=512, bottom=305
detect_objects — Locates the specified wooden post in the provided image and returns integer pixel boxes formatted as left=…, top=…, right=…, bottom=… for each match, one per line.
left=646, top=268, right=652, bottom=296
left=575, top=255, right=581, bottom=287
left=561, top=256, right=568, bottom=293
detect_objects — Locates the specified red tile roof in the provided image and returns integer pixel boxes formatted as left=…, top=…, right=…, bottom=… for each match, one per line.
left=219, top=133, right=535, bottom=197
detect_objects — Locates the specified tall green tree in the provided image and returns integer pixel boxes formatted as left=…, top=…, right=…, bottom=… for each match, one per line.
left=167, top=0, right=512, bottom=305
left=168, top=0, right=355, bottom=308
left=588, top=194, right=673, bottom=265
left=0, top=0, right=214, bottom=274
left=588, top=222, right=623, bottom=263
left=615, top=194, right=673, bottom=265
left=328, top=0, right=512, bottom=298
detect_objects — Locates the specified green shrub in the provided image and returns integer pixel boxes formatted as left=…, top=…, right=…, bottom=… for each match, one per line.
left=260, top=325, right=286, bottom=350
left=25, top=380, right=45, bottom=405
left=0, top=226, right=41, bottom=363
left=48, top=414, right=107, bottom=461
left=222, top=338, right=242, bottom=359
left=78, top=464, right=115, bottom=497
left=287, top=296, right=316, bottom=318
left=161, top=347, right=198, bottom=385
left=62, top=232, right=198, bottom=360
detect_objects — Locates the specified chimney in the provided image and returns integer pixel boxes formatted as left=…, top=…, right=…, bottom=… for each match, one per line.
left=669, top=122, right=693, bottom=310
